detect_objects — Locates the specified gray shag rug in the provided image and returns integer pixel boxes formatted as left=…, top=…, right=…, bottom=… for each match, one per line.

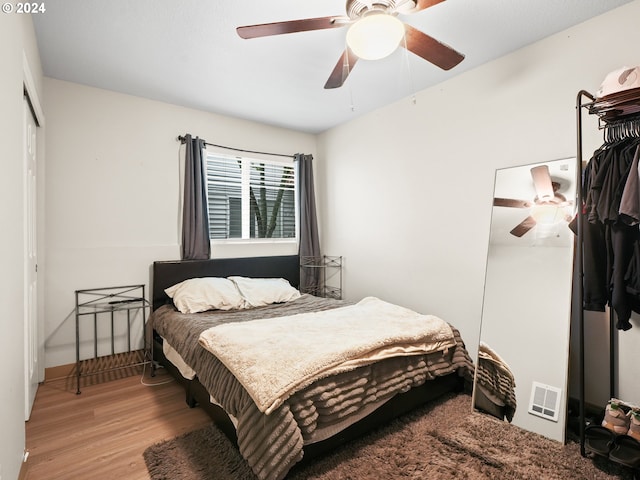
left=143, top=393, right=633, bottom=479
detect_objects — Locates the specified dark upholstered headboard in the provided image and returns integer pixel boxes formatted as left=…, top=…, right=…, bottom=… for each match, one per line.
left=150, top=255, right=300, bottom=311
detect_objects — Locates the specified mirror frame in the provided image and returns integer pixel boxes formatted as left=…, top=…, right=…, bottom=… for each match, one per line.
left=473, top=157, right=577, bottom=442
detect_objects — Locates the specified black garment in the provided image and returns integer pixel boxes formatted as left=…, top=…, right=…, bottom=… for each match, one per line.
left=580, top=137, right=640, bottom=330
left=610, top=223, right=638, bottom=330
left=582, top=219, right=608, bottom=311
left=579, top=151, right=609, bottom=311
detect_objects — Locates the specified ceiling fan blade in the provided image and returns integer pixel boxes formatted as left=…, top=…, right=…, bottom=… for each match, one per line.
left=510, top=216, right=537, bottom=237
left=494, top=197, right=533, bottom=208
left=530, top=165, right=555, bottom=201
left=237, top=16, right=348, bottom=39
left=402, top=24, right=464, bottom=70
left=324, top=49, right=359, bottom=89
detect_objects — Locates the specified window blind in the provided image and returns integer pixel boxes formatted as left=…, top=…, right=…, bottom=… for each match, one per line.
left=205, top=153, right=296, bottom=240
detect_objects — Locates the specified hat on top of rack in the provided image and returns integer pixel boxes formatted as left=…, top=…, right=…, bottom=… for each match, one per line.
left=596, top=66, right=640, bottom=99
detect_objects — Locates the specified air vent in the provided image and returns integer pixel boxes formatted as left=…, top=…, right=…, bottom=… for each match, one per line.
left=528, top=382, right=561, bottom=422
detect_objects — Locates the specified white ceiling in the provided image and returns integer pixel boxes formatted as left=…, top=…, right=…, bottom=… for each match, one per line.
left=32, top=0, right=632, bottom=134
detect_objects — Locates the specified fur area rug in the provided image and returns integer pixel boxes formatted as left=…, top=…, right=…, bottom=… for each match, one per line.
left=143, top=393, right=633, bottom=479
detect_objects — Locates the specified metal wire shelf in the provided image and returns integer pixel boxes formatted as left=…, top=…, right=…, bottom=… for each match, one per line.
left=300, top=255, right=343, bottom=299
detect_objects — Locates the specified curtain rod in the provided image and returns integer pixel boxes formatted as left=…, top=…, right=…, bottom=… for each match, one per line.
left=177, top=135, right=295, bottom=159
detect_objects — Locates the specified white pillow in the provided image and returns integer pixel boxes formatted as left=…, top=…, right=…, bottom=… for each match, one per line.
left=228, top=276, right=301, bottom=308
left=164, top=277, right=246, bottom=314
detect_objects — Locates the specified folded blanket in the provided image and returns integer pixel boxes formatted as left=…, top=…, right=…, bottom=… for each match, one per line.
left=198, top=296, right=455, bottom=414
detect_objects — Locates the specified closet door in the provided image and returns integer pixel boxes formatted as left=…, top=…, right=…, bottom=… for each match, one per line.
left=24, top=95, right=38, bottom=421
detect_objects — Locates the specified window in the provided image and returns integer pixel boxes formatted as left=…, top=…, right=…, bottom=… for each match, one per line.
left=205, top=152, right=297, bottom=241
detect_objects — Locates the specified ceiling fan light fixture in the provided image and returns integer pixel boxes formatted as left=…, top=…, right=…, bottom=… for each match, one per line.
left=530, top=204, right=562, bottom=225
left=346, top=13, right=405, bottom=60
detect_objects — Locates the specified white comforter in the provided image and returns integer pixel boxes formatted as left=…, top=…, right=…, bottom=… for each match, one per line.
left=198, top=296, right=455, bottom=414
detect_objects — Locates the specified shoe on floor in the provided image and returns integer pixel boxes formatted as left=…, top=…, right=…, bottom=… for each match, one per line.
left=609, top=435, right=640, bottom=468
left=602, top=399, right=630, bottom=434
left=628, top=409, right=640, bottom=441
left=584, top=425, right=616, bottom=457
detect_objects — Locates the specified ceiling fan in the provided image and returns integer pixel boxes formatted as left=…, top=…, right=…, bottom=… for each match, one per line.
left=494, top=165, right=573, bottom=238
left=236, top=0, right=465, bottom=89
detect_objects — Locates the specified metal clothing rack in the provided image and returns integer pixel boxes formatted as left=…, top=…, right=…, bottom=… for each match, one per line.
left=75, top=284, right=150, bottom=394
left=299, top=255, right=343, bottom=299
left=575, top=88, right=640, bottom=457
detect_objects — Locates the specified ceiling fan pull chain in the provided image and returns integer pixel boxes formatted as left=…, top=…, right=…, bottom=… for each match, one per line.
left=350, top=85, right=356, bottom=112
left=400, top=34, right=418, bottom=105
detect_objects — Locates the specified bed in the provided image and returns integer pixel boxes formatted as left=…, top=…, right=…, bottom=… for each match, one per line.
left=149, top=255, right=474, bottom=480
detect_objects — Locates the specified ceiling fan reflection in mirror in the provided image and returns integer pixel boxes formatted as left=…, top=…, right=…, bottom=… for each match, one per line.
left=494, top=165, right=574, bottom=238
left=236, top=0, right=465, bottom=89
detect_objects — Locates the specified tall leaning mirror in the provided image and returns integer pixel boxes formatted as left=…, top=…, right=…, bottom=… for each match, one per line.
left=473, top=158, right=577, bottom=442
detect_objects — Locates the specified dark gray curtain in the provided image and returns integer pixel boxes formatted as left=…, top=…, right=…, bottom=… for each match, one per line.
left=296, top=153, right=321, bottom=292
left=181, top=134, right=210, bottom=260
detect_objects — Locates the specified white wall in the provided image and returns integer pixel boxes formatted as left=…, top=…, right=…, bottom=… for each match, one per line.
left=0, top=12, right=44, bottom=480
left=43, top=79, right=317, bottom=368
left=39, top=0, right=640, bottom=436
left=318, top=1, right=640, bottom=409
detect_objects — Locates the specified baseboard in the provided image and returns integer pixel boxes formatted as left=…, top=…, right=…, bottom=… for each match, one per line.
left=44, top=362, right=75, bottom=381
left=567, top=396, right=605, bottom=419
left=44, top=350, right=148, bottom=384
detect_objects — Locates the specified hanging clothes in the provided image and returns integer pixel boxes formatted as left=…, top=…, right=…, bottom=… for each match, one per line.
left=580, top=137, right=640, bottom=330
left=621, top=146, right=640, bottom=309
left=620, top=146, right=640, bottom=224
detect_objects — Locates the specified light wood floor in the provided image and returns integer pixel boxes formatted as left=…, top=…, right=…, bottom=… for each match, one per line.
left=23, top=366, right=211, bottom=480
